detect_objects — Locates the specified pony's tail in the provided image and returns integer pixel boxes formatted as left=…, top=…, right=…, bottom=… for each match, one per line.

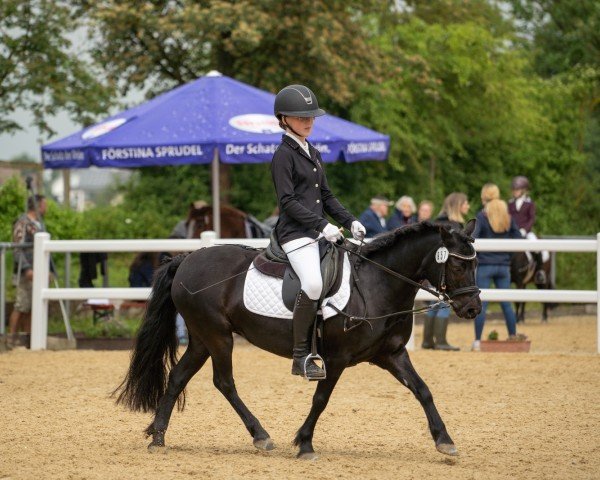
left=114, top=254, right=188, bottom=413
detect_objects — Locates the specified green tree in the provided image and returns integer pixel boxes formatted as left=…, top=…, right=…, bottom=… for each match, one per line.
left=0, top=0, right=115, bottom=135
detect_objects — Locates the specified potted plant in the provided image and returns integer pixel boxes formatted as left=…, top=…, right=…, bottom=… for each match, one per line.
left=480, top=330, right=531, bottom=352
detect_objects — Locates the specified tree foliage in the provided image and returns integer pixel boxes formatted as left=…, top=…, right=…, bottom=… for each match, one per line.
left=0, top=0, right=115, bottom=136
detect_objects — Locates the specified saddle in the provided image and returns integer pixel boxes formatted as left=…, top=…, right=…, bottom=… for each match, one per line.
left=252, top=230, right=345, bottom=312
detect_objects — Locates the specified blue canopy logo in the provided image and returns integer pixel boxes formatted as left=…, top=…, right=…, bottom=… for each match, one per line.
left=229, top=114, right=282, bottom=134
left=82, top=118, right=128, bottom=140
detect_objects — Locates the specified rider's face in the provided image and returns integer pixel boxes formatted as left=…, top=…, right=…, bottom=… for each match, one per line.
left=284, top=116, right=315, bottom=139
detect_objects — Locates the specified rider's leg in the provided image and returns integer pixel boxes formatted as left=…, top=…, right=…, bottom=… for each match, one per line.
left=282, top=238, right=325, bottom=379
left=526, top=231, right=547, bottom=284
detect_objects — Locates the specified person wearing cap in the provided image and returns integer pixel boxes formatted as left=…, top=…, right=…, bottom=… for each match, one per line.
left=271, top=84, right=366, bottom=380
left=358, top=195, right=392, bottom=238
left=387, top=196, right=418, bottom=230
left=508, top=175, right=546, bottom=284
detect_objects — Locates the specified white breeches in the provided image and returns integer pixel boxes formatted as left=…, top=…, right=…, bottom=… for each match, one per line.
left=525, top=231, right=550, bottom=262
left=282, top=237, right=323, bottom=300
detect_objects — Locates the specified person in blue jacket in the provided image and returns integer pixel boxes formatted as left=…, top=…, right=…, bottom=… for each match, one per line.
left=471, top=185, right=524, bottom=351
left=358, top=195, right=392, bottom=238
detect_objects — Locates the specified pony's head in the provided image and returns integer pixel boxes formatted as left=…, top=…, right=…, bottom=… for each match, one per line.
left=431, top=219, right=481, bottom=319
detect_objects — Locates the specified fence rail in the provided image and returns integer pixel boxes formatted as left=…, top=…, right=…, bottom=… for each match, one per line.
left=30, top=232, right=600, bottom=352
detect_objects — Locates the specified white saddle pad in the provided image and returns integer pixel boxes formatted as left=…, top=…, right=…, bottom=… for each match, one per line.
left=243, top=252, right=351, bottom=320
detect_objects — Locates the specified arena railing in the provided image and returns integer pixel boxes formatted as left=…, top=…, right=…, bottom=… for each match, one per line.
left=30, top=231, right=600, bottom=352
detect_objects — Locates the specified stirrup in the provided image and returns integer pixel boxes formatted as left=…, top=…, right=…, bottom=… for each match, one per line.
left=302, top=354, right=327, bottom=381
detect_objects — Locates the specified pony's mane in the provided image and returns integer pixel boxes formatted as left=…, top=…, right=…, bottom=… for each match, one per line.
left=361, top=221, right=471, bottom=256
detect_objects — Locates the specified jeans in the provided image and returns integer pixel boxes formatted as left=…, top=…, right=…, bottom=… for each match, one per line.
left=426, top=301, right=450, bottom=319
left=474, top=264, right=517, bottom=340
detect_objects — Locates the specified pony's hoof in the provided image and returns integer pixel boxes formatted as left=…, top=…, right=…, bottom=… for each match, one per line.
left=253, top=437, right=275, bottom=451
left=297, top=451, right=319, bottom=461
left=436, top=443, right=458, bottom=456
left=147, top=443, right=168, bottom=454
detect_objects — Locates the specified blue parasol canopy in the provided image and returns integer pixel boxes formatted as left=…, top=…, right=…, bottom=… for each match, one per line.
left=41, top=71, right=389, bottom=169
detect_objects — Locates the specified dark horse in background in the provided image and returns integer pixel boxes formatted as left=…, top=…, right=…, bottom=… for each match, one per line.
left=115, top=221, right=481, bottom=460
left=510, top=251, right=556, bottom=322
left=186, top=204, right=270, bottom=239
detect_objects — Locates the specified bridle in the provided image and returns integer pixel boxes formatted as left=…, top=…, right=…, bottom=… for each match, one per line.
left=326, top=240, right=480, bottom=330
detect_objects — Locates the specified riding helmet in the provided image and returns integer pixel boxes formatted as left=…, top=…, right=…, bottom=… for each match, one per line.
left=511, top=176, right=530, bottom=190
left=274, top=85, right=326, bottom=118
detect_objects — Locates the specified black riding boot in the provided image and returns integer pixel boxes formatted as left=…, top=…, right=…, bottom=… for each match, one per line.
left=533, top=252, right=547, bottom=285
left=433, top=317, right=460, bottom=351
left=421, top=317, right=435, bottom=349
left=291, top=290, right=325, bottom=380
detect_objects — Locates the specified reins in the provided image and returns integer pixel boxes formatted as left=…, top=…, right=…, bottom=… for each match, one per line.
left=325, top=238, right=479, bottom=329
left=178, top=234, right=479, bottom=330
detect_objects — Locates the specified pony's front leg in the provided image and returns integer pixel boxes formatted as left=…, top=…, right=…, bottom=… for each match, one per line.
left=373, top=348, right=457, bottom=456
left=294, top=364, right=344, bottom=460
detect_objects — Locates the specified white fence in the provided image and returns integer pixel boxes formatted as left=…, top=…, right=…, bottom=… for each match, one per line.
left=30, top=232, right=600, bottom=352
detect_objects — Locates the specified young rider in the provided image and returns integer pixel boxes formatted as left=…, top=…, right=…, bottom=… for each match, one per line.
left=508, top=176, right=546, bottom=284
left=270, top=84, right=366, bottom=380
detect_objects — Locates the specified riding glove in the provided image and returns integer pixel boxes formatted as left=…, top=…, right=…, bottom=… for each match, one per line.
left=351, top=221, right=367, bottom=241
left=321, top=223, right=343, bottom=243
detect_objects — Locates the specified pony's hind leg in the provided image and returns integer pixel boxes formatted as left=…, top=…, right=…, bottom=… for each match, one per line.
left=373, top=348, right=458, bottom=456
left=208, top=333, right=274, bottom=451
left=147, top=340, right=210, bottom=451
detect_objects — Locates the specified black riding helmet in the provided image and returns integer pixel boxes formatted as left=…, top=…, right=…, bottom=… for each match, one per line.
left=274, top=85, right=326, bottom=118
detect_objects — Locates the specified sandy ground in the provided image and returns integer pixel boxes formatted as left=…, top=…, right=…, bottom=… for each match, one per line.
left=1, top=314, right=599, bottom=480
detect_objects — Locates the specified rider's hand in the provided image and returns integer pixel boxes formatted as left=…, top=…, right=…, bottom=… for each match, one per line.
left=351, top=221, right=366, bottom=241
left=321, top=223, right=343, bottom=243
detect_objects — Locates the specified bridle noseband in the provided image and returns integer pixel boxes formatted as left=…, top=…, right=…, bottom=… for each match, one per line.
left=435, top=246, right=479, bottom=303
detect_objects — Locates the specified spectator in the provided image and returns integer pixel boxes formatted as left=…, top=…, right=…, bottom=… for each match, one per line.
left=472, top=187, right=524, bottom=351
left=388, top=195, right=417, bottom=230
left=128, top=252, right=159, bottom=288
left=422, top=193, right=469, bottom=351
left=481, top=183, right=500, bottom=207
left=417, top=200, right=434, bottom=222
left=437, top=192, right=470, bottom=224
left=8, top=194, right=47, bottom=347
left=358, top=195, right=393, bottom=238
left=508, top=176, right=547, bottom=284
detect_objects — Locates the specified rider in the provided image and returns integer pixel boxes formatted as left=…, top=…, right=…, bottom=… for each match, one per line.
left=271, top=84, right=366, bottom=380
left=508, top=176, right=547, bottom=284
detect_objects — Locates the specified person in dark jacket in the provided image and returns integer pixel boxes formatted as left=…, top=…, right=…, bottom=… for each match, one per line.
left=387, top=195, right=417, bottom=230
left=358, top=195, right=392, bottom=238
left=271, top=84, right=366, bottom=380
left=471, top=189, right=524, bottom=351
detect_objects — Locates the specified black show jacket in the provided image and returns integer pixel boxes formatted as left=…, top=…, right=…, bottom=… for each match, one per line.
left=271, top=135, right=356, bottom=245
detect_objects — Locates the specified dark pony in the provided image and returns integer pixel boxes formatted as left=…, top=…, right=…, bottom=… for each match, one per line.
left=510, top=252, right=556, bottom=322
left=115, top=221, right=481, bottom=459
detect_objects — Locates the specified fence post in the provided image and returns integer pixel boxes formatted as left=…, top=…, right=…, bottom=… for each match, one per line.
left=31, top=232, right=50, bottom=351
left=201, top=230, right=217, bottom=248
left=597, top=233, right=600, bottom=354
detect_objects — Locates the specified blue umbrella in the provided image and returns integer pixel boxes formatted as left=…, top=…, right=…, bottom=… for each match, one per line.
left=42, top=71, right=390, bottom=234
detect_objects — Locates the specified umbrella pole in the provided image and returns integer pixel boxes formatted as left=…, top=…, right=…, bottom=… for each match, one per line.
left=212, top=148, right=221, bottom=238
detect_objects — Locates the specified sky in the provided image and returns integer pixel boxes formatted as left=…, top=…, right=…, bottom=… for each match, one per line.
left=0, top=109, right=80, bottom=161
